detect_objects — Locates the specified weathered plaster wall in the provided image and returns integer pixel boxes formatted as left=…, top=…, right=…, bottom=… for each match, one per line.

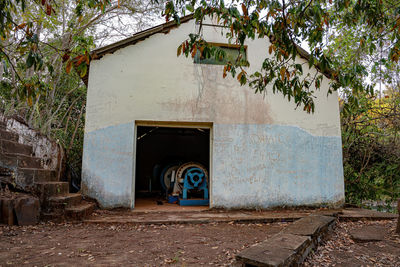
left=0, top=114, right=62, bottom=170
left=212, top=124, right=343, bottom=208
left=82, top=19, right=344, bottom=208
left=82, top=123, right=134, bottom=207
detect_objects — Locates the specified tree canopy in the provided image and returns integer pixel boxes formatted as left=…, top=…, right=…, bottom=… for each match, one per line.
left=0, top=0, right=161, bottom=101
left=0, top=0, right=161, bottom=177
left=163, top=0, right=400, bottom=112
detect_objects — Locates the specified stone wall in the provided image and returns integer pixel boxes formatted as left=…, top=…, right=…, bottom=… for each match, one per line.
left=0, top=114, right=63, bottom=171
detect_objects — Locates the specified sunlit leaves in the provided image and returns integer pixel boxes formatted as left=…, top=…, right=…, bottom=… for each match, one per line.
left=341, top=90, right=400, bottom=205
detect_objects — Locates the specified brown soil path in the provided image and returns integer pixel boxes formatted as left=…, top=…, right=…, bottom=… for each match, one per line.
left=0, top=221, right=288, bottom=266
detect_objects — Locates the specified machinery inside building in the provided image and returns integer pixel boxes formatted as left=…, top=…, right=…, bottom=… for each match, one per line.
left=135, top=126, right=210, bottom=209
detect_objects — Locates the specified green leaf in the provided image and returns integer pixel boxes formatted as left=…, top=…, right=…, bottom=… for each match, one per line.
left=26, top=52, right=34, bottom=68
left=186, top=4, right=194, bottom=12
left=80, top=64, right=87, bottom=78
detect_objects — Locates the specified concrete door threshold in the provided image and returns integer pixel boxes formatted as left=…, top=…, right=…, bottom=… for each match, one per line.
left=133, top=197, right=209, bottom=212
left=83, top=209, right=337, bottom=225
left=82, top=208, right=397, bottom=225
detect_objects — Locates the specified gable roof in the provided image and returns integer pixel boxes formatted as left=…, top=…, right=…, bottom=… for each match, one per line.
left=82, top=15, right=334, bottom=86
left=81, top=15, right=193, bottom=85
left=92, top=15, right=195, bottom=60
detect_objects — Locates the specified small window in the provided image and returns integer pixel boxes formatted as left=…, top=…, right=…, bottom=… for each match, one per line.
left=194, top=43, right=247, bottom=66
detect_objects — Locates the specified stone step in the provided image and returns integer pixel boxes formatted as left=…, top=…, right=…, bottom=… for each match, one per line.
left=1, top=153, right=43, bottom=169
left=47, top=193, right=82, bottom=209
left=0, top=167, right=13, bottom=185
left=19, top=168, right=58, bottom=183
left=0, top=129, right=19, bottom=142
left=16, top=155, right=43, bottom=169
left=40, top=211, right=64, bottom=222
left=0, top=168, right=57, bottom=191
left=0, top=139, right=33, bottom=156
left=35, top=182, right=69, bottom=199
left=65, top=202, right=96, bottom=220
left=0, top=153, right=17, bottom=168
left=0, top=167, right=12, bottom=176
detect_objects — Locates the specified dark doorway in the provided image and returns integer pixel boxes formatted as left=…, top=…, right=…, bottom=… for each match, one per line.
left=134, top=125, right=210, bottom=210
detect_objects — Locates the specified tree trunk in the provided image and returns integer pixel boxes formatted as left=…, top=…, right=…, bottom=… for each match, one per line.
left=396, top=199, right=400, bottom=234
left=66, top=103, right=85, bottom=155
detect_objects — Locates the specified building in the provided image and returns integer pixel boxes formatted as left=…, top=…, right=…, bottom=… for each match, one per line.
left=81, top=16, right=344, bottom=209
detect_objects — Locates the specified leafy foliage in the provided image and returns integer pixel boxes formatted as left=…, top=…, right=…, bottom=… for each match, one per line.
left=341, top=89, right=400, bottom=208
left=0, top=0, right=111, bottom=99
left=0, top=0, right=162, bottom=175
left=164, top=0, right=400, bottom=112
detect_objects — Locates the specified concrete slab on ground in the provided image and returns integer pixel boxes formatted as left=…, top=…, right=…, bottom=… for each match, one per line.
left=236, top=215, right=333, bottom=267
left=283, top=215, right=335, bottom=237
left=339, top=208, right=398, bottom=220
left=236, top=244, right=296, bottom=267
left=236, top=233, right=312, bottom=266
left=350, top=225, right=386, bottom=242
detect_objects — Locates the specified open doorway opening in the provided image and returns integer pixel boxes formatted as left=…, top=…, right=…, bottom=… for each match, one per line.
left=135, top=125, right=211, bottom=211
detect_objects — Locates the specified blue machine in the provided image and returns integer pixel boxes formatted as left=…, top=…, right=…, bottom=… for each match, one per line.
left=179, top=167, right=209, bottom=206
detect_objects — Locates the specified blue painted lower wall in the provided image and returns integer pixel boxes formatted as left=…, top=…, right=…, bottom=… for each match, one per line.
left=212, top=124, right=344, bottom=208
left=82, top=122, right=135, bottom=208
left=81, top=122, right=344, bottom=209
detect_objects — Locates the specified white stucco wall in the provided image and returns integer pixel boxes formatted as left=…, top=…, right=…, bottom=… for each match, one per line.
left=82, top=18, right=344, bottom=209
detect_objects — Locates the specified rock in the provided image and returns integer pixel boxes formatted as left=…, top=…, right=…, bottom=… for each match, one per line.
left=14, top=196, right=40, bottom=226
left=0, top=197, right=15, bottom=225
left=350, top=226, right=385, bottom=242
left=0, top=194, right=40, bottom=226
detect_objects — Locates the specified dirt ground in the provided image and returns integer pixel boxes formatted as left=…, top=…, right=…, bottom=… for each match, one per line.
left=0, top=221, right=288, bottom=266
left=1, top=219, right=399, bottom=266
left=304, top=219, right=400, bottom=267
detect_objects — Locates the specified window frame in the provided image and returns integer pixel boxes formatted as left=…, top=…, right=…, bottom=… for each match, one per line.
left=193, top=42, right=248, bottom=66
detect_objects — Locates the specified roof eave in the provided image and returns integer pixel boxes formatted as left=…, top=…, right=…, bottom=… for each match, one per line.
left=81, top=15, right=336, bottom=86
left=81, top=14, right=194, bottom=86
